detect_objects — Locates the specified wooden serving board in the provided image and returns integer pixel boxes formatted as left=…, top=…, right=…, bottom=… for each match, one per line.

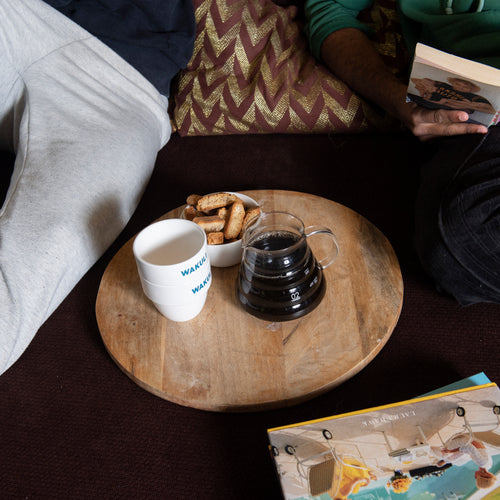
left=96, top=190, right=403, bottom=412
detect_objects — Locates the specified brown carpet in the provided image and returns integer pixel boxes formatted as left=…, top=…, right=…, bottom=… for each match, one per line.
left=1, top=133, right=498, bottom=499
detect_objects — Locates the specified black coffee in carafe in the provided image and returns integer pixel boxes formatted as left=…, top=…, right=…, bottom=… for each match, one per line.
left=237, top=212, right=338, bottom=322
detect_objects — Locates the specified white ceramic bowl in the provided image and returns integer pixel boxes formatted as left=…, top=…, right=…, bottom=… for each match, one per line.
left=183, top=192, right=260, bottom=267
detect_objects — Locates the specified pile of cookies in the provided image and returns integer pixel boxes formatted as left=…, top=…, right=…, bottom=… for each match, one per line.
left=184, top=192, right=261, bottom=245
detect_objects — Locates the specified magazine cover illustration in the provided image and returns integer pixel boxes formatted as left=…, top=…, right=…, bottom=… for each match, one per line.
left=268, top=384, right=500, bottom=499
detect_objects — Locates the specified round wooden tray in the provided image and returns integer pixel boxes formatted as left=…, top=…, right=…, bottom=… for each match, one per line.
left=96, top=190, right=403, bottom=412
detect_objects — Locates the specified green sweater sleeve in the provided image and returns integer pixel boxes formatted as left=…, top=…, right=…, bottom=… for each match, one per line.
left=304, top=0, right=374, bottom=60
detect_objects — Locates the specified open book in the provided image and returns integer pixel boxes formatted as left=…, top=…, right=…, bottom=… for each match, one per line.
left=268, top=374, right=500, bottom=499
left=407, top=43, right=500, bottom=127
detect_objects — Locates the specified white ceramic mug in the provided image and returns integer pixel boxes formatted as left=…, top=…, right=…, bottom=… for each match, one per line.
left=133, top=219, right=212, bottom=321
left=139, top=273, right=212, bottom=305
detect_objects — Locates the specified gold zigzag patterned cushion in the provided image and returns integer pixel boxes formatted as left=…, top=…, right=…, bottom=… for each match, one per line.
left=172, top=0, right=407, bottom=136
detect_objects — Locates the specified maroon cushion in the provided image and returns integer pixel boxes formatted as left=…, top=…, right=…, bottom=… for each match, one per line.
left=172, top=0, right=405, bottom=136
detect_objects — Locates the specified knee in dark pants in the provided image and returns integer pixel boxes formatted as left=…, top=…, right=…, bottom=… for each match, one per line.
left=415, top=226, right=499, bottom=306
left=415, top=129, right=500, bottom=305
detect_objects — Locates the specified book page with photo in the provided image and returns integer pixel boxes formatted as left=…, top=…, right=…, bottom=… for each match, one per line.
left=268, top=378, right=500, bottom=499
left=407, top=43, right=500, bottom=127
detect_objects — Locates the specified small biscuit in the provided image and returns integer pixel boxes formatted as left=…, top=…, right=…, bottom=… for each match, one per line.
left=184, top=205, right=203, bottom=221
left=193, top=215, right=225, bottom=233
left=186, top=194, right=202, bottom=206
left=217, top=206, right=230, bottom=221
left=207, top=232, right=224, bottom=245
left=240, top=207, right=262, bottom=235
left=224, top=200, right=245, bottom=240
left=197, top=192, right=238, bottom=213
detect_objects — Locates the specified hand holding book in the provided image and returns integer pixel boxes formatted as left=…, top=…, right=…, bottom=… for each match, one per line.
left=407, top=43, right=500, bottom=127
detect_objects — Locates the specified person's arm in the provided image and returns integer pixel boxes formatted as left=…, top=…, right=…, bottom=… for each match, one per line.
left=319, top=27, right=488, bottom=140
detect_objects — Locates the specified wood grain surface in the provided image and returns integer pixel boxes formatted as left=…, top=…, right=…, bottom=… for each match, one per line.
left=96, top=190, right=403, bottom=412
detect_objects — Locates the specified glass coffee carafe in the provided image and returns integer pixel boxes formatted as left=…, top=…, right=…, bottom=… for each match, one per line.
left=236, top=211, right=339, bottom=321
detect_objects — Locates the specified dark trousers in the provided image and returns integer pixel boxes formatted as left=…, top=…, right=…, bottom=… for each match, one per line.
left=415, top=126, right=500, bottom=305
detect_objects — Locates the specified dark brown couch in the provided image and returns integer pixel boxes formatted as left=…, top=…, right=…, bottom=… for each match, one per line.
left=1, top=130, right=499, bottom=499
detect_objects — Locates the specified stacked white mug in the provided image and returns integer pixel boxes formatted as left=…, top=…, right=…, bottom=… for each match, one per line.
left=133, top=219, right=212, bottom=322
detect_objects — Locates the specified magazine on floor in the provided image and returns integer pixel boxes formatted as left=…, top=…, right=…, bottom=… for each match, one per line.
left=267, top=374, right=500, bottom=499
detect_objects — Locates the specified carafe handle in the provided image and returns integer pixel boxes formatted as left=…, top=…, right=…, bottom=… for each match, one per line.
left=304, top=225, right=339, bottom=269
